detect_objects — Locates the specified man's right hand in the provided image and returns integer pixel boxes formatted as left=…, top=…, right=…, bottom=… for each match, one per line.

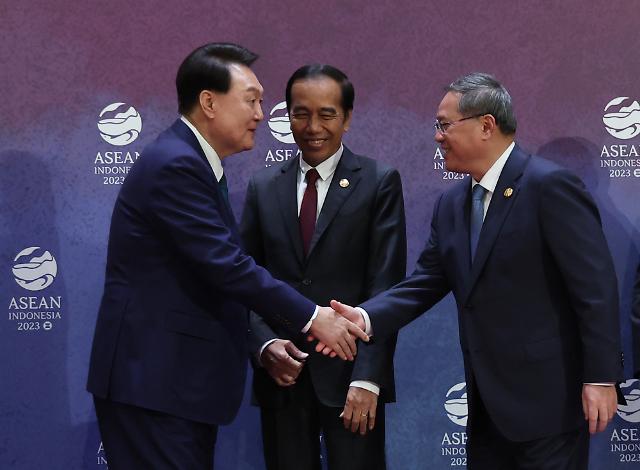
left=308, top=306, right=369, bottom=361
left=261, top=339, right=308, bottom=387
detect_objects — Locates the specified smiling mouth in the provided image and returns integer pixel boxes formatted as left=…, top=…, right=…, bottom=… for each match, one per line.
left=305, top=139, right=327, bottom=146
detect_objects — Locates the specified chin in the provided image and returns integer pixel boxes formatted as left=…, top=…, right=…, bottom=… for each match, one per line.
left=242, top=140, right=256, bottom=152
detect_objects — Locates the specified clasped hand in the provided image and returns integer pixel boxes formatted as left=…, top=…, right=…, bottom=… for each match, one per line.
left=261, top=339, right=307, bottom=386
left=307, top=302, right=368, bottom=361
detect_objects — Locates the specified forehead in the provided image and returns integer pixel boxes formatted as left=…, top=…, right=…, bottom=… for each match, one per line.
left=290, top=77, right=342, bottom=108
left=228, top=63, right=263, bottom=95
left=436, top=92, right=462, bottom=119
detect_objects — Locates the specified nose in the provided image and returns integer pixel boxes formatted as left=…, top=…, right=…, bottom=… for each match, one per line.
left=306, top=114, right=321, bottom=133
left=255, top=102, right=264, bottom=121
left=434, top=128, right=445, bottom=142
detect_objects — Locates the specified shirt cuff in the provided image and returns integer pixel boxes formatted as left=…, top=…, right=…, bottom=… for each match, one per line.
left=585, top=383, right=615, bottom=386
left=301, top=305, right=319, bottom=333
left=355, top=307, right=372, bottom=336
left=257, top=339, right=279, bottom=366
left=350, top=380, right=380, bottom=395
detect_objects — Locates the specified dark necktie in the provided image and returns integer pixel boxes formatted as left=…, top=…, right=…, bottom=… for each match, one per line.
left=218, top=173, right=229, bottom=207
left=470, top=183, right=487, bottom=262
left=299, top=169, right=321, bottom=257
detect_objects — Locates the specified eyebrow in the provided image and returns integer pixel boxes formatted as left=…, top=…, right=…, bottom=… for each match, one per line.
left=291, top=106, right=338, bottom=113
left=244, top=86, right=263, bottom=94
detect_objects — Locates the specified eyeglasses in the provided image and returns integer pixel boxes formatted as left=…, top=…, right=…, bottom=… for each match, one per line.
left=433, top=114, right=486, bottom=134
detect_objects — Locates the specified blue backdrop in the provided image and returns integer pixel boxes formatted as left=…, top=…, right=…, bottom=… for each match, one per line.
left=1, top=1, right=639, bottom=468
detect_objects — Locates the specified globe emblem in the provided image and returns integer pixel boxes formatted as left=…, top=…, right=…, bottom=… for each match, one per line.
left=617, top=379, right=640, bottom=423
left=268, top=101, right=296, bottom=144
left=12, top=247, right=58, bottom=291
left=97, top=102, right=142, bottom=146
left=444, top=382, right=468, bottom=426
left=603, top=97, right=640, bottom=140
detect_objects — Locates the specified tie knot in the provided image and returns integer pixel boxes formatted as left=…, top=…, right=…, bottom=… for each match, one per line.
left=306, top=168, right=320, bottom=184
left=472, top=184, right=486, bottom=201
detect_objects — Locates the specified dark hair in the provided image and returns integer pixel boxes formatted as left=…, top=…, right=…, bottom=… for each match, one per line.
left=446, top=72, right=517, bottom=135
left=176, top=43, right=258, bottom=114
left=285, top=64, right=354, bottom=114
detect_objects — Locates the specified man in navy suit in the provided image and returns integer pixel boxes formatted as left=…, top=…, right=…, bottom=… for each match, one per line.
left=241, top=65, right=406, bottom=470
left=332, top=73, right=623, bottom=469
left=86, top=43, right=367, bottom=469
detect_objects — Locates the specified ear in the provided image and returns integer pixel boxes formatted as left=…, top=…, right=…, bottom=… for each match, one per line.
left=199, top=90, right=217, bottom=119
left=479, top=114, right=497, bottom=140
left=343, top=110, right=353, bottom=132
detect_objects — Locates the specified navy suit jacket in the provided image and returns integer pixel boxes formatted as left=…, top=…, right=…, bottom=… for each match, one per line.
left=241, top=148, right=406, bottom=407
left=87, top=119, right=315, bottom=425
left=362, top=145, right=623, bottom=441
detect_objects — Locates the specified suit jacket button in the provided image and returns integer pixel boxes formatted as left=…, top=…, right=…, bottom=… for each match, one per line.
left=302, top=279, right=312, bottom=286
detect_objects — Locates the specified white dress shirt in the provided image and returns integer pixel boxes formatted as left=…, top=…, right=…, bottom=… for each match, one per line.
left=260, top=145, right=380, bottom=395
left=179, top=115, right=320, bottom=333
left=180, top=116, right=224, bottom=182
left=472, top=141, right=515, bottom=218
left=358, top=140, right=611, bottom=387
left=296, top=145, right=343, bottom=216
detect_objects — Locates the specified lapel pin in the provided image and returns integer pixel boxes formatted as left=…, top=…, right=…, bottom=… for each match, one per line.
left=339, top=178, right=349, bottom=188
left=503, top=187, right=514, bottom=198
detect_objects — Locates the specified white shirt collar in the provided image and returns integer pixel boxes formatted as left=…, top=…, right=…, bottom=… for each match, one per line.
left=180, top=115, right=224, bottom=182
left=472, top=141, right=515, bottom=193
left=299, top=144, right=344, bottom=181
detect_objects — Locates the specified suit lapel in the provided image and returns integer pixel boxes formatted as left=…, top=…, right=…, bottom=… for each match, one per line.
left=275, top=157, right=305, bottom=265
left=171, top=119, right=240, bottom=242
left=307, top=147, right=362, bottom=258
left=465, top=146, right=529, bottom=298
left=453, top=181, right=473, bottom=288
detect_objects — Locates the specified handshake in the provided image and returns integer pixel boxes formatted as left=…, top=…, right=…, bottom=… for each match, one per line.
left=307, top=300, right=367, bottom=361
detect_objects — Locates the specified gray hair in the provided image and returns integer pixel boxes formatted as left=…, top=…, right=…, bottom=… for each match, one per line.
left=446, top=73, right=517, bottom=135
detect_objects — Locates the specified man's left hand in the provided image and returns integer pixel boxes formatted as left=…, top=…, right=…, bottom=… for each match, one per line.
left=340, top=386, right=378, bottom=435
left=582, top=384, right=618, bottom=434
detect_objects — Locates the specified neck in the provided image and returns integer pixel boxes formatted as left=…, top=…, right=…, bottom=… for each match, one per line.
left=183, top=113, right=226, bottom=159
left=471, top=138, right=513, bottom=181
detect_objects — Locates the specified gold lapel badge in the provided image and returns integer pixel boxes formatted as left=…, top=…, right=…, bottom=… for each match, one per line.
left=339, top=178, right=349, bottom=188
left=503, top=187, right=514, bottom=198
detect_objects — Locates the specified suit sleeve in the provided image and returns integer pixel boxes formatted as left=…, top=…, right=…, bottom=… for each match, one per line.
left=240, top=177, right=279, bottom=355
left=149, top=155, right=315, bottom=334
left=539, top=169, right=622, bottom=383
left=362, top=193, right=451, bottom=341
left=351, top=168, right=407, bottom=389
left=633, top=262, right=640, bottom=379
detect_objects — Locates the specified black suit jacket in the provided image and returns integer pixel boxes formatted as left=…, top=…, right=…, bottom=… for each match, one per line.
left=362, top=145, right=623, bottom=441
left=241, top=147, right=407, bottom=407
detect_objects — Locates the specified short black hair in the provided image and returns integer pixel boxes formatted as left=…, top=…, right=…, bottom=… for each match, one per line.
left=285, top=64, right=354, bottom=114
left=176, top=42, right=258, bottom=114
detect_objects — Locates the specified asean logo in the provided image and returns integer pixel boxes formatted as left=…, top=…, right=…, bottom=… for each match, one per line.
left=12, top=247, right=58, bottom=291
left=268, top=101, right=295, bottom=144
left=617, top=379, right=640, bottom=424
left=444, top=382, right=468, bottom=426
left=98, top=102, right=142, bottom=146
left=603, top=97, right=640, bottom=140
